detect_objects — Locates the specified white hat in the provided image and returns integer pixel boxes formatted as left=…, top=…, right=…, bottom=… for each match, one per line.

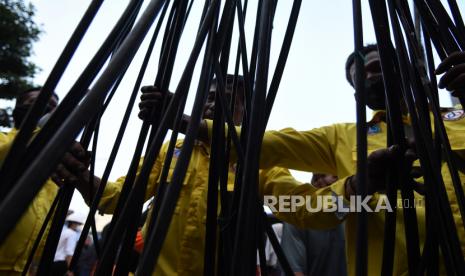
left=66, top=212, right=86, bottom=225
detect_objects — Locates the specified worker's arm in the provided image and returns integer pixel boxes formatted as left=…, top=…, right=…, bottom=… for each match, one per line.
left=55, top=87, right=173, bottom=213
left=259, top=167, right=351, bottom=229
left=138, top=86, right=210, bottom=142
left=55, top=143, right=164, bottom=215
left=52, top=142, right=97, bottom=203
left=65, top=255, right=73, bottom=267
left=260, top=144, right=417, bottom=228
left=98, top=154, right=163, bottom=214
left=201, top=121, right=343, bottom=175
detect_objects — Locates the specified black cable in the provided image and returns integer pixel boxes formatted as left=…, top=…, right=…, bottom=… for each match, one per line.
left=0, top=0, right=165, bottom=248
left=395, top=0, right=465, bottom=234
left=32, top=2, right=148, bottom=272
left=257, top=214, right=268, bottom=276
left=385, top=1, right=465, bottom=273
left=36, top=186, right=75, bottom=275
left=113, top=1, right=190, bottom=274
left=203, top=74, right=222, bottom=276
left=231, top=0, right=273, bottom=274
left=262, top=212, right=293, bottom=276
left=19, top=0, right=144, bottom=167
left=8, top=4, right=147, bottom=272
left=95, top=0, right=166, bottom=248
left=37, top=98, right=101, bottom=275
left=225, top=3, right=255, bottom=258
left=248, top=0, right=263, bottom=86
left=20, top=188, right=62, bottom=275
left=0, top=0, right=105, bottom=198
left=385, top=2, right=421, bottom=274
left=235, top=0, right=253, bottom=120
left=264, top=0, right=302, bottom=125
left=352, top=0, right=368, bottom=275
left=447, top=0, right=465, bottom=39
left=422, top=28, right=440, bottom=275
left=136, top=3, right=222, bottom=274
left=416, top=0, right=465, bottom=107
left=202, top=5, right=223, bottom=276
left=87, top=119, right=101, bottom=256
left=396, top=2, right=465, bottom=272
left=95, top=2, right=187, bottom=274
left=424, top=0, right=465, bottom=50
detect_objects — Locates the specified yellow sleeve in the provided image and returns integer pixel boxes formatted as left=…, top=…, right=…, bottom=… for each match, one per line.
left=205, top=120, right=340, bottom=175
left=259, top=126, right=339, bottom=174
left=206, top=119, right=215, bottom=142
left=0, top=132, right=9, bottom=146
left=259, top=167, right=350, bottom=230
left=98, top=146, right=165, bottom=214
left=0, top=130, right=18, bottom=164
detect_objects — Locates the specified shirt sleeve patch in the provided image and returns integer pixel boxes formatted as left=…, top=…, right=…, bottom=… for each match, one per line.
left=367, top=124, right=381, bottom=135
left=443, top=110, right=464, bottom=121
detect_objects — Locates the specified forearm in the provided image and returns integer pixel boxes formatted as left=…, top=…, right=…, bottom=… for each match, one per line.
left=260, top=168, right=349, bottom=230
left=65, top=255, right=73, bottom=266
left=74, top=172, right=101, bottom=204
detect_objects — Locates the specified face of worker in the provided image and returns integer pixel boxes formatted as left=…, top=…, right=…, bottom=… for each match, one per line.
left=13, top=90, right=58, bottom=128
left=68, top=221, right=82, bottom=231
left=202, top=81, right=245, bottom=126
left=349, top=51, right=386, bottom=110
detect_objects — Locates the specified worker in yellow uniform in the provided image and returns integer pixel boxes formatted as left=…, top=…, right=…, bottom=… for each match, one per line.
left=204, top=47, right=465, bottom=275
left=56, top=75, right=301, bottom=275
left=0, top=88, right=60, bottom=275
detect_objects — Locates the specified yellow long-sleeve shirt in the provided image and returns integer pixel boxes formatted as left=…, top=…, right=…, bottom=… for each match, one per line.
left=100, top=140, right=300, bottom=276
left=209, top=109, right=465, bottom=276
left=0, top=129, right=59, bottom=275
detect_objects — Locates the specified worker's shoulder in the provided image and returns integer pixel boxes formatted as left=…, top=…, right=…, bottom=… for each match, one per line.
left=327, top=121, right=356, bottom=133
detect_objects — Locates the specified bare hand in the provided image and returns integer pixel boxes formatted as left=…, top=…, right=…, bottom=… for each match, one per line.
left=347, top=143, right=420, bottom=196
left=138, top=86, right=171, bottom=122
left=52, top=142, right=90, bottom=187
left=436, top=51, right=465, bottom=97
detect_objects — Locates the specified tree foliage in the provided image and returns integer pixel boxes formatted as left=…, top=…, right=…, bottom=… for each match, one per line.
left=0, top=0, right=41, bottom=99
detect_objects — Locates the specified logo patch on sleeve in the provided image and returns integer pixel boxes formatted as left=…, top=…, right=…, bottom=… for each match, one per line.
left=443, top=110, right=464, bottom=121
left=368, top=124, right=381, bottom=135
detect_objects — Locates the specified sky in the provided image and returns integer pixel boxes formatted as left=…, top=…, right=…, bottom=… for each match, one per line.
left=5, top=0, right=464, bottom=222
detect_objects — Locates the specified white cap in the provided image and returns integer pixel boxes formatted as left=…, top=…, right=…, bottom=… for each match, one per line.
left=66, top=212, right=86, bottom=225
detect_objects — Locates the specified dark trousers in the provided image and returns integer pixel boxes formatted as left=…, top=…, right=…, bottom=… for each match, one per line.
left=51, top=260, right=68, bottom=276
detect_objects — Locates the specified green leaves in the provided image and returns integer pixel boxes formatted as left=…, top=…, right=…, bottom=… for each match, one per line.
left=0, top=0, right=41, bottom=99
